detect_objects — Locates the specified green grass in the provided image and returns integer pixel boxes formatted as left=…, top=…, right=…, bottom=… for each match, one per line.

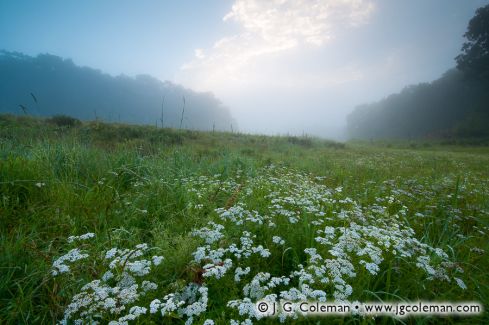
left=0, top=114, right=488, bottom=324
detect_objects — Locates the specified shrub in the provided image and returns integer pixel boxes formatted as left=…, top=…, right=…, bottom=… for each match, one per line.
left=47, top=114, right=81, bottom=127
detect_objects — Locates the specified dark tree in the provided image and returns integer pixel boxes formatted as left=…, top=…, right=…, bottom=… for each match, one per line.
left=456, top=5, right=489, bottom=79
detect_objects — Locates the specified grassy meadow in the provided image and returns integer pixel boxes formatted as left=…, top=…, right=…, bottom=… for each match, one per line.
left=0, top=114, right=488, bottom=324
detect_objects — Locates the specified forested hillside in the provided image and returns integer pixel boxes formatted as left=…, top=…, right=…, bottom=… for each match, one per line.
left=347, top=69, right=489, bottom=139
left=347, top=5, right=489, bottom=140
left=0, top=51, right=236, bottom=130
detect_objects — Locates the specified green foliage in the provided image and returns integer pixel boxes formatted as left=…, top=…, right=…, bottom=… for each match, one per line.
left=0, top=116, right=488, bottom=324
left=456, top=5, right=489, bottom=80
left=47, top=115, right=81, bottom=128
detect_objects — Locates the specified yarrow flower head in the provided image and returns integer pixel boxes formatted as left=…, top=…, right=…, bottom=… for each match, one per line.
left=67, top=232, right=96, bottom=243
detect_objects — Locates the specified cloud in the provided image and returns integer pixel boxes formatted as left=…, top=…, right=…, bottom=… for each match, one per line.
left=223, top=0, right=373, bottom=46
left=179, top=0, right=374, bottom=91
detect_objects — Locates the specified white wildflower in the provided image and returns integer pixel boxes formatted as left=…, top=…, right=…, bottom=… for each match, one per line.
left=141, top=280, right=158, bottom=292
left=152, top=255, right=164, bottom=265
left=203, top=259, right=233, bottom=279
left=67, top=232, right=95, bottom=243
left=455, top=278, right=467, bottom=290
left=272, top=236, right=285, bottom=245
left=235, top=267, right=251, bottom=282
left=52, top=248, right=89, bottom=276
left=101, top=271, right=114, bottom=282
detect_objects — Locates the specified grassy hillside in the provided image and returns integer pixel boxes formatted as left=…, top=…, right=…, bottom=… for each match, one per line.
left=1, top=114, right=488, bottom=324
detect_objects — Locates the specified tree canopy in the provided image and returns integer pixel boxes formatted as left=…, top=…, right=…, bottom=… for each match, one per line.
left=456, top=4, right=489, bottom=79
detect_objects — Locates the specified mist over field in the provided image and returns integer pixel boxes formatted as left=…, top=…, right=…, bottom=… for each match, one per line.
left=1, top=1, right=489, bottom=325
left=2, top=0, right=488, bottom=139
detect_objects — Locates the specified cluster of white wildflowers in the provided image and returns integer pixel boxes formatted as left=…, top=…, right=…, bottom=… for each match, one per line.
left=148, top=283, right=209, bottom=325
left=272, top=236, right=285, bottom=245
left=52, top=232, right=95, bottom=276
left=53, top=235, right=164, bottom=324
left=192, top=222, right=225, bottom=245
left=52, top=165, right=481, bottom=324
left=67, top=232, right=95, bottom=243
left=227, top=271, right=290, bottom=320
left=181, top=166, right=470, bottom=323
left=52, top=248, right=90, bottom=276
left=216, top=203, right=272, bottom=226
left=191, top=227, right=272, bottom=283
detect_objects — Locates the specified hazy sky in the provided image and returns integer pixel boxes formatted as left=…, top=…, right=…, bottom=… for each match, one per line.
left=2, top=0, right=488, bottom=138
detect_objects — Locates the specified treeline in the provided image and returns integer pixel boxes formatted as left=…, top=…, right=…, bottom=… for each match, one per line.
left=0, top=51, right=236, bottom=131
left=347, top=5, right=489, bottom=140
left=347, top=69, right=489, bottom=139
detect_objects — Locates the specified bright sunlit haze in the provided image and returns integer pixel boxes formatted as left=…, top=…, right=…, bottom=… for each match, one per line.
left=2, top=0, right=487, bottom=138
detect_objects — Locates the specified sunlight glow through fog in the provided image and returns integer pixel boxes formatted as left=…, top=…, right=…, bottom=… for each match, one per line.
left=1, top=0, right=487, bottom=139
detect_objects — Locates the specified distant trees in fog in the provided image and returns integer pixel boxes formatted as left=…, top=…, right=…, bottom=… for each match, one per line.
left=347, top=4, right=489, bottom=140
left=0, top=51, right=236, bottom=131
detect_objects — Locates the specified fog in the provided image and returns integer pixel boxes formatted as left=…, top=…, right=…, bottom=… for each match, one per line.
left=1, top=0, right=488, bottom=139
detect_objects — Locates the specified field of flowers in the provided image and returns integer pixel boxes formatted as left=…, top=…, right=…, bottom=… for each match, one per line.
left=1, top=116, right=488, bottom=324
